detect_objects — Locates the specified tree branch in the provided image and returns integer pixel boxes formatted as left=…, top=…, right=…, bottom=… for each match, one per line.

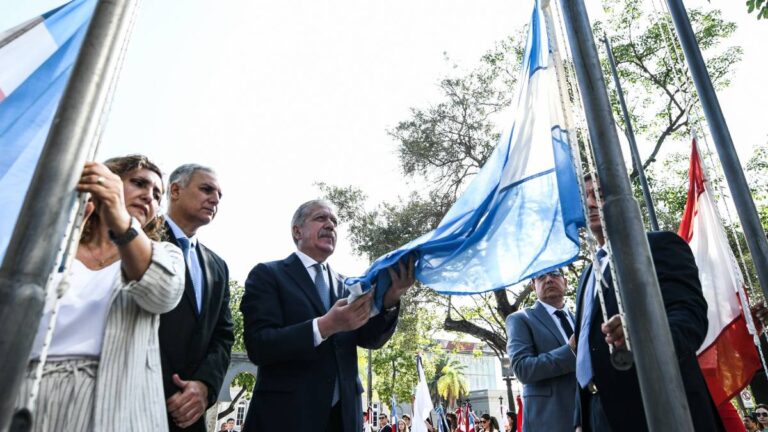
left=443, top=316, right=507, bottom=355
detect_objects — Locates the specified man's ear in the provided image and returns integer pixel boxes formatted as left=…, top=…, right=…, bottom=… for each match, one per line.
left=291, top=225, right=301, bottom=242
left=169, top=182, right=181, bottom=201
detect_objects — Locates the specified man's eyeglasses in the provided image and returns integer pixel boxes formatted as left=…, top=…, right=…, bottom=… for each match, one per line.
left=756, top=411, right=768, bottom=417
left=534, top=270, right=563, bottom=281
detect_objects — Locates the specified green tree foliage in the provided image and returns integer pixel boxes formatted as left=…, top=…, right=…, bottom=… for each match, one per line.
left=358, top=298, right=445, bottom=406
left=218, top=280, right=252, bottom=419
left=747, top=0, right=768, bottom=20
left=595, top=0, right=742, bottom=177
left=428, top=355, right=468, bottom=407
left=436, top=362, right=470, bottom=409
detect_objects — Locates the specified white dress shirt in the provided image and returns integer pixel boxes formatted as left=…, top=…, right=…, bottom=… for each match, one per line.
left=538, top=299, right=575, bottom=343
left=294, top=250, right=334, bottom=346
left=165, top=216, right=204, bottom=311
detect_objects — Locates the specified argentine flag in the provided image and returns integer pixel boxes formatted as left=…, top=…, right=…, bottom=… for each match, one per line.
left=0, top=0, right=96, bottom=261
left=347, top=0, right=584, bottom=299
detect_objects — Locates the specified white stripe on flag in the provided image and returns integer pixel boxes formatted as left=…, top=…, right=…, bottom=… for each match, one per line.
left=0, top=17, right=58, bottom=99
left=690, top=182, right=743, bottom=352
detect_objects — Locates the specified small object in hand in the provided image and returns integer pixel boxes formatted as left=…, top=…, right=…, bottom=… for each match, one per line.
left=96, top=176, right=105, bottom=185
left=610, top=346, right=633, bottom=371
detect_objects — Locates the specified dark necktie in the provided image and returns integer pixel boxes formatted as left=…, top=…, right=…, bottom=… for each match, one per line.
left=312, top=262, right=339, bottom=404
left=554, top=309, right=574, bottom=339
left=312, top=263, right=330, bottom=310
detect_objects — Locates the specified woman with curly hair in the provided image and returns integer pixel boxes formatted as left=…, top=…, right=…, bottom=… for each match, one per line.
left=16, top=155, right=185, bottom=432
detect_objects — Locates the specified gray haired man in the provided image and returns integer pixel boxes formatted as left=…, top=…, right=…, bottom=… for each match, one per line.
left=160, top=164, right=234, bottom=431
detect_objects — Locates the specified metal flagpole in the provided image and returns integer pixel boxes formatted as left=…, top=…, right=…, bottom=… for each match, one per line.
left=0, top=0, right=142, bottom=429
left=557, top=0, right=695, bottom=430
left=367, top=349, right=373, bottom=413
left=602, top=35, right=660, bottom=231
left=665, top=0, right=768, bottom=299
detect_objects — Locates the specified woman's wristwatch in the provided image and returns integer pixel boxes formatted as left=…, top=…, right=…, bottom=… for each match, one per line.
left=108, top=217, right=141, bottom=246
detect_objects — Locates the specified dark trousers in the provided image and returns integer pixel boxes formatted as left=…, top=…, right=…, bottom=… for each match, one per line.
left=582, top=389, right=613, bottom=432
left=324, top=402, right=342, bottom=432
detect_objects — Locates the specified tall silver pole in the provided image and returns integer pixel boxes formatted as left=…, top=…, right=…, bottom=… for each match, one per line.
left=0, top=0, right=141, bottom=429
left=666, top=0, right=768, bottom=298
left=367, top=349, right=373, bottom=411
left=557, top=0, right=694, bottom=430
left=602, top=36, right=660, bottom=231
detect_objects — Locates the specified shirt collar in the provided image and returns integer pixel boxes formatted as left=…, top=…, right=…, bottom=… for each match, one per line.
left=538, top=299, right=568, bottom=316
left=165, top=216, right=198, bottom=248
left=295, top=249, right=324, bottom=269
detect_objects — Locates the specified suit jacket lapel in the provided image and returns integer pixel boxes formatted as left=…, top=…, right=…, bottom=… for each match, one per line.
left=328, top=265, right=345, bottom=302
left=164, top=222, right=200, bottom=319
left=531, top=301, right=566, bottom=344
left=284, top=253, right=325, bottom=315
left=601, top=262, right=617, bottom=316
left=574, top=263, right=593, bottom=334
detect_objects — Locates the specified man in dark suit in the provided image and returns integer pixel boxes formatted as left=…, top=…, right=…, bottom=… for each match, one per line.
left=240, top=199, right=414, bottom=432
left=506, top=268, right=576, bottom=431
left=573, top=175, right=723, bottom=432
left=160, top=164, right=234, bottom=431
left=378, top=414, right=393, bottom=432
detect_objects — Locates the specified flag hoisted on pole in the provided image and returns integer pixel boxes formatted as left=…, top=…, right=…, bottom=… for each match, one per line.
left=678, top=140, right=761, bottom=406
left=346, top=0, right=584, bottom=307
left=411, top=356, right=434, bottom=432
left=434, top=405, right=448, bottom=432
left=0, top=0, right=142, bottom=426
left=0, top=0, right=97, bottom=261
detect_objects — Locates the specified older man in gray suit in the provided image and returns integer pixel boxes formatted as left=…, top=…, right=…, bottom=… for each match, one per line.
left=506, top=269, right=577, bottom=431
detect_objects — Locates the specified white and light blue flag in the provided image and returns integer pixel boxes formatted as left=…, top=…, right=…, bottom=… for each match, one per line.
left=346, top=0, right=584, bottom=304
left=434, top=405, right=448, bottom=432
left=0, top=0, right=96, bottom=261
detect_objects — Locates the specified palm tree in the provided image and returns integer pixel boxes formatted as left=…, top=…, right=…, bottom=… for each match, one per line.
left=428, top=356, right=462, bottom=405
left=436, top=362, right=469, bottom=409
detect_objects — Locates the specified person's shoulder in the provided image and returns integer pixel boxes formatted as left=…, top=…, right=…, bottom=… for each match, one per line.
left=647, top=230, right=689, bottom=246
left=647, top=231, right=692, bottom=254
left=198, top=242, right=227, bottom=264
left=506, top=306, right=534, bottom=325
left=246, top=254, right=296, bottom=280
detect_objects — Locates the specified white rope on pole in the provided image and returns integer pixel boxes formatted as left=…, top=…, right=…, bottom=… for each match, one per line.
left=548, top=0, right=634, bottom=363
left=24, top=0, right=144, bottom=412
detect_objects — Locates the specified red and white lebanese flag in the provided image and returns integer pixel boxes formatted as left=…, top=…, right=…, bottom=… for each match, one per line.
left=678, top=139, right=761, bottom=406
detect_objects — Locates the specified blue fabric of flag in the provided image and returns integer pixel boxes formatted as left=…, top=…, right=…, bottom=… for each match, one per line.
left=345, top=0, right=584, bottom=305
left=434, top=406, right=447, bottom=432
left=0, top=0, right=96, bottom=261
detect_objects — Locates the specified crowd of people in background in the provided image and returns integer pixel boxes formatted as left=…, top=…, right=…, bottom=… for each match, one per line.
left=744, top=404, right=768, bottom=432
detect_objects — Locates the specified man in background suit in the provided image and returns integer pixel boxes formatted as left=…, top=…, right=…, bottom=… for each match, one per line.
left=160, top=164, right=234, bottom=431
left=573, top=175, right=723, bottom=431
left=240, top=199, right=414, bottom=432
left=506, top=268, right=576, bottom=431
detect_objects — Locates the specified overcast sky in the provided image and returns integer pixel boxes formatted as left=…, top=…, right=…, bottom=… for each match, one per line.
left=7, top=0, right=764, bottom=285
